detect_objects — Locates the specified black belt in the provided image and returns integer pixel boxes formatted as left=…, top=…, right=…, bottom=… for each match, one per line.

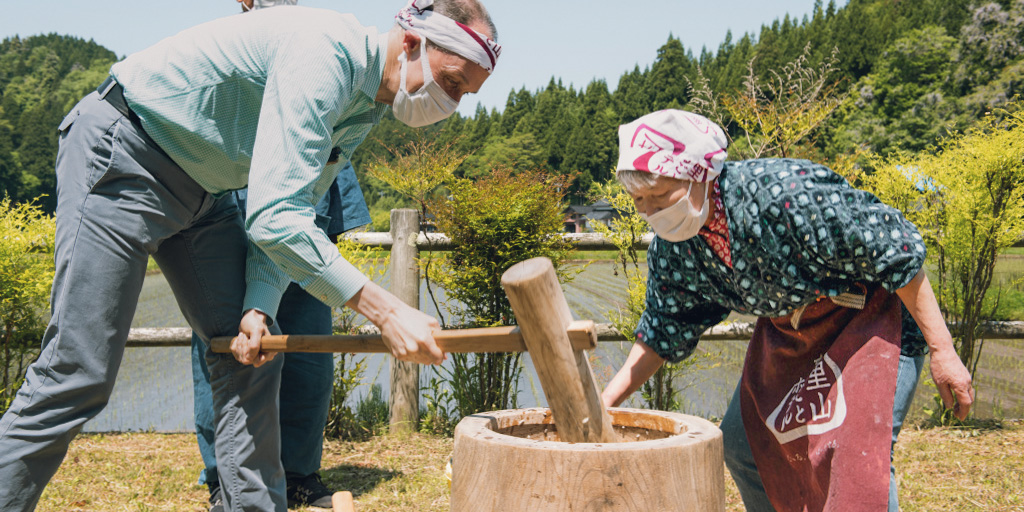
left=95, top=76, right=172, bottom=160
left=97, top=76, right=142, bottom=125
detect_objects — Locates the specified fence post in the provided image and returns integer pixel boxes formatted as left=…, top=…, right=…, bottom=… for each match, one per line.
left=389, top=209, right=420, bottom=433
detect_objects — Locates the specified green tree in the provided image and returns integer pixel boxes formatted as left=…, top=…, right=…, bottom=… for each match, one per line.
left=460, top=132, right=545, bottom=179
left=648, top=36, right=696, bottom=110
left=866, top=104, right=1024, bottom=384
left=424, top=168, right=577, bottom=429
left=951, top=1, right=1024, bottom=93
left=830, top=25, right=962, bottom=155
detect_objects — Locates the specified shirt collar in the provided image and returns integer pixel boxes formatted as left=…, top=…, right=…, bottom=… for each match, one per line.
left=361, top=33, right=390, bottom=101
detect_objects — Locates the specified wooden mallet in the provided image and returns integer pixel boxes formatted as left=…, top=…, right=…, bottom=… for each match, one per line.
left=331, top=491, right=354, bottom=512
left=500, top=257, right=617, bottom=443
left=210, top=257, right=617, bottom=445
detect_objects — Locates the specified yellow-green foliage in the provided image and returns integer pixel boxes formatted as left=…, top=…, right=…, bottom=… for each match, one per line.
left=366, top=139, right=466, bottom=213
left=1, top=197, right=56, bottom=410
left=427, top=168, right=576, bottom=328
left=591, top=182, right=648, bottom=339
left=718, top=45, right=845, bottom=160
left=325, top=238, right=389, bottom=440
left=424, top=168, right=577, bottom=422
left=866, top=104, right=1024, bottom=375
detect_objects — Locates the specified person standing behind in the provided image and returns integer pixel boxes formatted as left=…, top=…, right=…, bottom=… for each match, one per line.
left=192, top=168, right=365, bottom=511
left=0, top=1, right=500, bottom=511
left=188, top=4, right=367, bottom=512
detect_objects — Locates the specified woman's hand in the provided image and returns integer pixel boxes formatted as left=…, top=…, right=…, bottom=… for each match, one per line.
left=928, top=343, right=974, bottom=420
left=896, top=269, right=975, bottom=420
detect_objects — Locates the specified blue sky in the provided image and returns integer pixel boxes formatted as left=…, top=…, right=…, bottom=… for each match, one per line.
left=0, top=0, right=848, bottom=116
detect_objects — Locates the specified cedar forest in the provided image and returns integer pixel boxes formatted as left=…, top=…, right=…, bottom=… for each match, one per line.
left=0, top=0, right=1021, bottom=224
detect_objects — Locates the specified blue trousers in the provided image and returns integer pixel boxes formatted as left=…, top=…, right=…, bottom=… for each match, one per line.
left=192, top=282, right=334, bottom=487
left=721, top=353, right=925, bottom=512
left=0, top=91, right=287, bottom=511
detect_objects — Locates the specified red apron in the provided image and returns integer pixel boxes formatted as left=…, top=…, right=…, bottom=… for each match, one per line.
left=739, top=287, right=903, bottom=512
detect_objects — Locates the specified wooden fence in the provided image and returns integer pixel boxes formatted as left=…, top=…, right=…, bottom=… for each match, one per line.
left=124, top=209, right=1024, bottom=430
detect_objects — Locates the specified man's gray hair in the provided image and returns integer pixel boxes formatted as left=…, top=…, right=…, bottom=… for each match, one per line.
left=416, top=0, right=498, bottom=58
left=616, top=170, right=662, bottom=195
left=432, top=0, right=498, bottom=41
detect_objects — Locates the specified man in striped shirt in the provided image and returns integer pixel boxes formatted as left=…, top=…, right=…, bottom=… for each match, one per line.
left=188, top=2, right=374, bottom=511
left=0, top=1, right=500, bottom=511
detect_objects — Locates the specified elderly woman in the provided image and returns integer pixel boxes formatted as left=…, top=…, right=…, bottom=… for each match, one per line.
left=600, top=110, right=975, bottom=511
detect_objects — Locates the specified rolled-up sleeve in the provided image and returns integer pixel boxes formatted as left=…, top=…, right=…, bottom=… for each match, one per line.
left=636, top=239, right=730, bottom=363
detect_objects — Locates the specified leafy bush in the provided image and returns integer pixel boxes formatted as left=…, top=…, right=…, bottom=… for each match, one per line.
left=867, top=103, right=1024, bottom=379
left=355, top=384, right=390, bottom=436
left=323, top=354, right=369, bottom=440
left=1, top=197, right=55, bottom=413
left=423, top=168, right=578, bottom=430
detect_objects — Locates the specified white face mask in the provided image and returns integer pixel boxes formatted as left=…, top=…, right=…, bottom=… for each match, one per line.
left=640, top=181, right=709, bottom=242
left=392, top=49, right=459, bottom=128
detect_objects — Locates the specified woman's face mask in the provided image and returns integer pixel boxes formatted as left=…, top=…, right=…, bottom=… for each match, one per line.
left=392, top=49, right=459, bottom=128
left=640, top=181, right=710, bottom=242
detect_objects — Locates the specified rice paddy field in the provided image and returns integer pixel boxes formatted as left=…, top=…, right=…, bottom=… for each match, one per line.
left=87, top=253, right=1024, bottom=434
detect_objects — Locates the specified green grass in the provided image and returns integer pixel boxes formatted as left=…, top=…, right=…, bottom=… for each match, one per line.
left=38, top=421, right=1023, bottom=511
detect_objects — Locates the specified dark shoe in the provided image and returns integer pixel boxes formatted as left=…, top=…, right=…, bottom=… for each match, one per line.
left=287, top=473, right=334, bottom=509
left=207, top=483, right=225, bottom=512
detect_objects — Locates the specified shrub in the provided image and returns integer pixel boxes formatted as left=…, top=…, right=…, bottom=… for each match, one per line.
left=867, top=103, right=1024, bottom=392
left=0, top=197, right=55, bottom=414
left=324, top=238, right=389, bottom=440
left=423, top=168, right=578, bottom=430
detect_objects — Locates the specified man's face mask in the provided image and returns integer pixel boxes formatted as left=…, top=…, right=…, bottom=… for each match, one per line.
left=392, top=48, right=459, bottom=128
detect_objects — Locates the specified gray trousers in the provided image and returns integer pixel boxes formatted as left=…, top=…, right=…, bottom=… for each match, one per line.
left=0, top=91, right=287, bottom=511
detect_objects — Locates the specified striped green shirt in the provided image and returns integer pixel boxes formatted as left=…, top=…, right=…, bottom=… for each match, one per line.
left=111, top=6, right=389, bottom=320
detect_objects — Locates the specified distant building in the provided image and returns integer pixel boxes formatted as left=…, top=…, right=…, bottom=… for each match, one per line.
left=562, top=199, right=624, bottom=233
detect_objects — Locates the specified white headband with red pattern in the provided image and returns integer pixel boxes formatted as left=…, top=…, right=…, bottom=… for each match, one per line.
left=395, top=0, right=501, bottom=74
left=616, top=110, right=728, bottom=182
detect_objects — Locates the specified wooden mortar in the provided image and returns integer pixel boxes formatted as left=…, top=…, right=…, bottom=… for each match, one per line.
left=451, top=407, right=724, bottom=512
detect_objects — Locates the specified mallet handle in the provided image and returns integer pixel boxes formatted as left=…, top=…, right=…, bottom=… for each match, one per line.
left=332, top=491, right=354, bottom=512
left=210, top=320, right=597, bottom=354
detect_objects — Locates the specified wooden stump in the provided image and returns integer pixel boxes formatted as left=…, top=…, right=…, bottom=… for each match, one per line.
left=450, top=407, right=725, bottom=512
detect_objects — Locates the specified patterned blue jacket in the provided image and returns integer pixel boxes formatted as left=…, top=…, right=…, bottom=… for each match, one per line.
left=637, top=159, right=929, bottom=362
